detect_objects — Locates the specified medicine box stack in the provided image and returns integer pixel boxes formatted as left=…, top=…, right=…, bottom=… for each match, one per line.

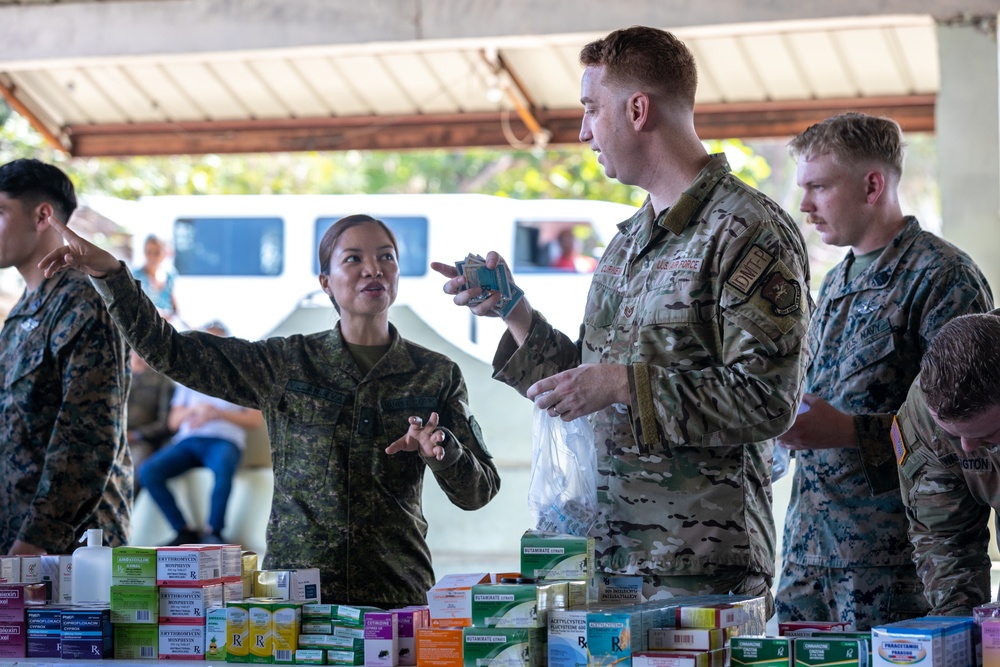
left=632, top=600, right=749, bottom=667
left=0, top=582, right=46, bottom=659
left=293, top=603, right=383, bottom=666
left=872, top=617, right=974, bottom=667
left=110, top=546, right=159, bottom=660
left=156, top=544, right=223, bottom=659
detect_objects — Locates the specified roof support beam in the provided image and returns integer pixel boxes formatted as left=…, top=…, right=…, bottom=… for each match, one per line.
left=63, top=94, right=935, bottom=157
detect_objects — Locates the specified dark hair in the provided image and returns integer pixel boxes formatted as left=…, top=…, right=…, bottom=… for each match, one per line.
left=318, top=214, right=399, bottom=312
left=789, top=112, right=905, bottom=177
left=921, top=313, right=1000, bottom=421
left=580, top=26, right=698, bottom=109
left=0, top=158, right=77, bottom=223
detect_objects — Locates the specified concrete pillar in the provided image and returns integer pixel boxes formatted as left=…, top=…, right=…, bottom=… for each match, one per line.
left=936, top=17, right=1000, bottom=293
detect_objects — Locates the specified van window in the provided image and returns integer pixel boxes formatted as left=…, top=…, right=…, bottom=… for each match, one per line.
left=314, top=216, right=429, bottom=277
left=174, top=217, right=284, bottom=276
left=514, top=221, right=601, bottom=274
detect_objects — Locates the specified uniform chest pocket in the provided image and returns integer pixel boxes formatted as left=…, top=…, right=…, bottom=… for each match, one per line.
left=273, top=383, right=347, bottom=491
left=583, top=278, right=624, bottom=328
left=839, top=326, right=897, bottom=381
left=380, top=396, right=439, bottom=442
left=4, top=331, right=46, bottom=387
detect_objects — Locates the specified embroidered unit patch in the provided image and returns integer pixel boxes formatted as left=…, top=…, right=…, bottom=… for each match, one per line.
left=760, top=272, right=802, bottom=316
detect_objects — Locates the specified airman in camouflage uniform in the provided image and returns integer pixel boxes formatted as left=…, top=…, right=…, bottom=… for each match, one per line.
left=494, top=153, right=810, bottom=609
left=895, top=311, right=1000, bottom=615
left=440, top=28, right=811, bottom=615
left=776, top=114, right=993, bottom=629
left=0, top=159, right=131, bottom=555
left=40, top=211, right=501, bottom=606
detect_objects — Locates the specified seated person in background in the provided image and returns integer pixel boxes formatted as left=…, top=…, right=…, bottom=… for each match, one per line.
left=138, top=320, right=265, bottom=545
left=135, top=234, right=179, bottom=321
left=550, top=228, right=598, bottom=273
left=127, top=349, right=176, bottom=494
left=896, top=311, right=1000, bottom=615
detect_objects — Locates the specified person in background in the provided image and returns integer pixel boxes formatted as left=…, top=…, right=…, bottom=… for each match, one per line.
left=775, top=113, right=993, bottom=629
left=135, top=234, right=179, bottom=320
left=436, top=25, right=810, bottom=615
left=0, top=158, right=131, bottom=555
left=896, top=312, right=1000, bottom=615
left=40, top=212, right=500, bottom=606
left=128, top=348, right=176, bottom=495
left=551, top=228, right=598, bottom=273
left=137, top=320, right=263, bottom=545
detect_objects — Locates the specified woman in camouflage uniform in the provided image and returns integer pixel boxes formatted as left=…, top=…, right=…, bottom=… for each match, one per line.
left=40, top=213, right=501, bottom=606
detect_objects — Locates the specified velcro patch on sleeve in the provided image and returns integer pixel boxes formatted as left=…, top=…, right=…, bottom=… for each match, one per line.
left=891, top=415, right=908, bottom=465
left=742, top=258, right=805, bottom=334
left=725, top=244, right=774, bottom=295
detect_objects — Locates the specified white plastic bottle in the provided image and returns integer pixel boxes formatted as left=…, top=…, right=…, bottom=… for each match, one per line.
left=71, top=528, right=112, bottom=605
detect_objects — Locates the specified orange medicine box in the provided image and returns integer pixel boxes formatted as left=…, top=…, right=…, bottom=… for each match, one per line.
left=416, top=627, right=464, bottom=667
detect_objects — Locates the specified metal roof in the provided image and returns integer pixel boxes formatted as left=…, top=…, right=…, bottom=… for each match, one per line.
left=0, top=12, right=940, bottom=156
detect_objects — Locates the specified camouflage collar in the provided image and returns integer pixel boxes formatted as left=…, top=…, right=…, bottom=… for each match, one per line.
left=7, top=269, right=71, bottom=321
left=330, top=322, right=417, bottom=381
left=617, top=153, right=732, bottom=243
left=832, top=217, right=922, bottom=297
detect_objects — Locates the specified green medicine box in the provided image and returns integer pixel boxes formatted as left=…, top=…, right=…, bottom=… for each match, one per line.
left=471, top=582, right=566, bottom=628
left=463, top=627, right=545, bottom=667
left=111, top=547, right=158, bottom=587
left=519, top=530, right=594, bottom=581
left=794, top=638, right=867, bottom=667
left=731, top=637, right=792, bottom=667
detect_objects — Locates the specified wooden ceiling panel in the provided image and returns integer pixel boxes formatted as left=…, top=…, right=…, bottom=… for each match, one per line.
left=120, top=63, right=200, bottom=121
left=333, top=54, right=412, bottom=116
left=209, top=60, right=290, bottom=119
left=738, top=34, right=807, bottom=101
left=292, top=56, right=368, bottom=116
left=250, top=58, right=327, bottom=118
left=783, top=31, right=856, bottom=98
left=689, top=37, right=763, bottom=103
left=46, top=66, right=126, bottom=123
left=834, top=29, right=910, bottom=97
left=893, top=25, right=939, bottom=93
left=379, top=52, right=453, bottom=115
left=161, top=62, right=245, bottom=120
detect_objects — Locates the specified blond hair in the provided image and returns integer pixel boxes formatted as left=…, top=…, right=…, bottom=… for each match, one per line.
left=789, top=113, right=904, bottom=177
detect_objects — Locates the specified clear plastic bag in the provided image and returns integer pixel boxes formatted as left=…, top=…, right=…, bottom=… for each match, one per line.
left=527, top=396, right=599, bottom=537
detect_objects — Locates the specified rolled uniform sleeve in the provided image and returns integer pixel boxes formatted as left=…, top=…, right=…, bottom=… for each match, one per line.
left=896, top=384, right=993, bottom=616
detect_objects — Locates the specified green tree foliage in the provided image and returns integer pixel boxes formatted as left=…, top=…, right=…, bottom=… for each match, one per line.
left=1, top=106, right=764, bottom=203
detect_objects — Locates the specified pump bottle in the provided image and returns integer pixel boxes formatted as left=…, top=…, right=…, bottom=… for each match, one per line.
left=71, top=528, right=112, bottom=605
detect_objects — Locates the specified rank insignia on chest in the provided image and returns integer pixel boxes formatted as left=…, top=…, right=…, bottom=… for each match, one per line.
left=20, top=318, right=39, bottom=332
left=623, top=305, right=635, bottom=319
left=891, top=415, right=908, bottom=465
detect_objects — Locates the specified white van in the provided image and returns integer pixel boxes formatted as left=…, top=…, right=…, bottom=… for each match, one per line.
left=95, top=193, right=638, bottom=360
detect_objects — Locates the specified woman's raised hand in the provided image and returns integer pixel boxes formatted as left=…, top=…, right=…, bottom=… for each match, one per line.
left=38, top=214, right=123, bottom=279
left=386, top=412, right=446, bottom=461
